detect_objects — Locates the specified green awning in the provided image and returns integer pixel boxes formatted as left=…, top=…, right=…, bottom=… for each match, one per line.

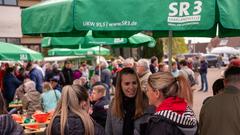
left=22, top=0, right=240, bottom=38
left=0, top=42, right=43, bottom=61
left=42, top=31, right=155, bottom=49
left=22, top=0, right=87, bottom=37
left=84, top=31, right=155, bottom=48
left=48, top=47, right=110, bottom=56
left=41, top=37, right=85, bottom=49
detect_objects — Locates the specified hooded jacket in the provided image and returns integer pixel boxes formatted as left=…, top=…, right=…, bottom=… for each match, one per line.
left=22, top=81, right=42, bottom=115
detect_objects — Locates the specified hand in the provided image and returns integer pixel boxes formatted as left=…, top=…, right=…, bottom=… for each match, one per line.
left=88, top=107, right=93, bottom=114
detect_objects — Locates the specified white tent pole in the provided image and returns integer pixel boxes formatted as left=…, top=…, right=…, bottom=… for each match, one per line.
left=216, top=24, right=219, bottom=37
left=99, top=45, right=101, bottom=81
left=168, top=30, right=173, bottom=72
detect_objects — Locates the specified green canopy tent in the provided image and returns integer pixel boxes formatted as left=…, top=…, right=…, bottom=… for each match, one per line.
left=22, top=0, right=240, bottom=38
left=41, top=31, right=155, bottom=49
left=48, top=46, right=110, bottom=79
left=41, top=37, right=85, bottom=49
left=0, top=42, right=43, bottom=61
left=86, top=46, right=110, bottom=56
left=22, top=0, right=240, bottom=69
left=21, top=0, right=88, bottom=37
left=48, top=47, right=110, bottom=56
left=76, top=0, right=240, bottom=38
left=75, top=0, right=240, bottom=68
left=84, top=31, right=156, bottom=48
left=84, top=32, right=155, bottom=75
left=41, top=33, right=127, bottom=49
left=82, top=31, right=128, bottom=48
left=43, top=31, right=155, bottom=77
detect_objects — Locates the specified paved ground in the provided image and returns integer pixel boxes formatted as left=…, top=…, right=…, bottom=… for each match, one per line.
left=192, top=67, right=226, bottom=119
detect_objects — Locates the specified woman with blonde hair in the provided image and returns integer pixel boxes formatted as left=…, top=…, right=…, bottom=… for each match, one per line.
left=105, top=67, right=153, bottom=135
left=46, top=85, right=104, bottom=135
left=143, top=72, right=197, bottom=135
left=41, top=82, right=61, bottom=112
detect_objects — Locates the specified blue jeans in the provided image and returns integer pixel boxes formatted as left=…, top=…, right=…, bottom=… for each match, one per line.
left=200, top=73, right=208, bottom=91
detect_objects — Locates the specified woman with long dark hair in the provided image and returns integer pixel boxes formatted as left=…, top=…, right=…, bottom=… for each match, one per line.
left=105, top=67, right=153, bottom=135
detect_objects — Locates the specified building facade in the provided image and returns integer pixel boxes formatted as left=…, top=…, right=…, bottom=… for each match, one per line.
left=0, top=0, right=141, bottom=58
left=0, top=0, right=41, bottom=51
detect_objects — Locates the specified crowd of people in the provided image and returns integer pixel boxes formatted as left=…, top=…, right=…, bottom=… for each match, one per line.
left=0, top=55, right=240, bottom=135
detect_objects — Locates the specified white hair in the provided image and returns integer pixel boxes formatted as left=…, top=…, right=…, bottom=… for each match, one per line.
left=100, top=60, right=108, bottom=68
left=24, top=80, right=36, bottom=92
left=138, top=59, right=150, bottom=71
left=123, top=58, right=135, bottom=67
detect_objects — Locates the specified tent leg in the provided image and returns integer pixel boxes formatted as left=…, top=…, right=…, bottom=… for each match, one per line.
left=99, top=45, right=101, bottom=81
left=130, top=48, right=133, bottom=57
left=168, top=30, right=173, bottom=72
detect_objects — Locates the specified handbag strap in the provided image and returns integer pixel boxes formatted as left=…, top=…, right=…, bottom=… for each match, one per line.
left=53, top=90, right=59, bottom=102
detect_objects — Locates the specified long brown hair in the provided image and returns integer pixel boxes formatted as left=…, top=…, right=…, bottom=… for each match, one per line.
left=148, top=72, right=193, bottom=107
left=46, top=85, right=94, bottom=135
left=0, top=92, right=7, bottom=114
left=111, top=67, right=146, bottom=119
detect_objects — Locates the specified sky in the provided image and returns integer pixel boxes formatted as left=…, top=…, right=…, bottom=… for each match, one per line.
left=184, top=37, right=212, bottom=44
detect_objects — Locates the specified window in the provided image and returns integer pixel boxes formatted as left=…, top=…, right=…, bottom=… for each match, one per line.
left=0, top=38, right=20, bottom=44
left=0, top=0, right=17, bottom=6
left=7, top=38, right=20, bottom=44
left=4, top=0, right=17, bottom=5
left=0, top=38, right=6, bottom=42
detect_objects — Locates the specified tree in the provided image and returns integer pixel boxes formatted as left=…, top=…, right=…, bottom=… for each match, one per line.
left=162, top=37, right=188, bottom=56
left=142, top=38, right=164, bottom=60
left=41, top=48, right=49, bottom=57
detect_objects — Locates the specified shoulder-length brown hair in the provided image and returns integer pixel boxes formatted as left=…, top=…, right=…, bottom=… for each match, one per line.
left=111, top=67, right=146, bottom=119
